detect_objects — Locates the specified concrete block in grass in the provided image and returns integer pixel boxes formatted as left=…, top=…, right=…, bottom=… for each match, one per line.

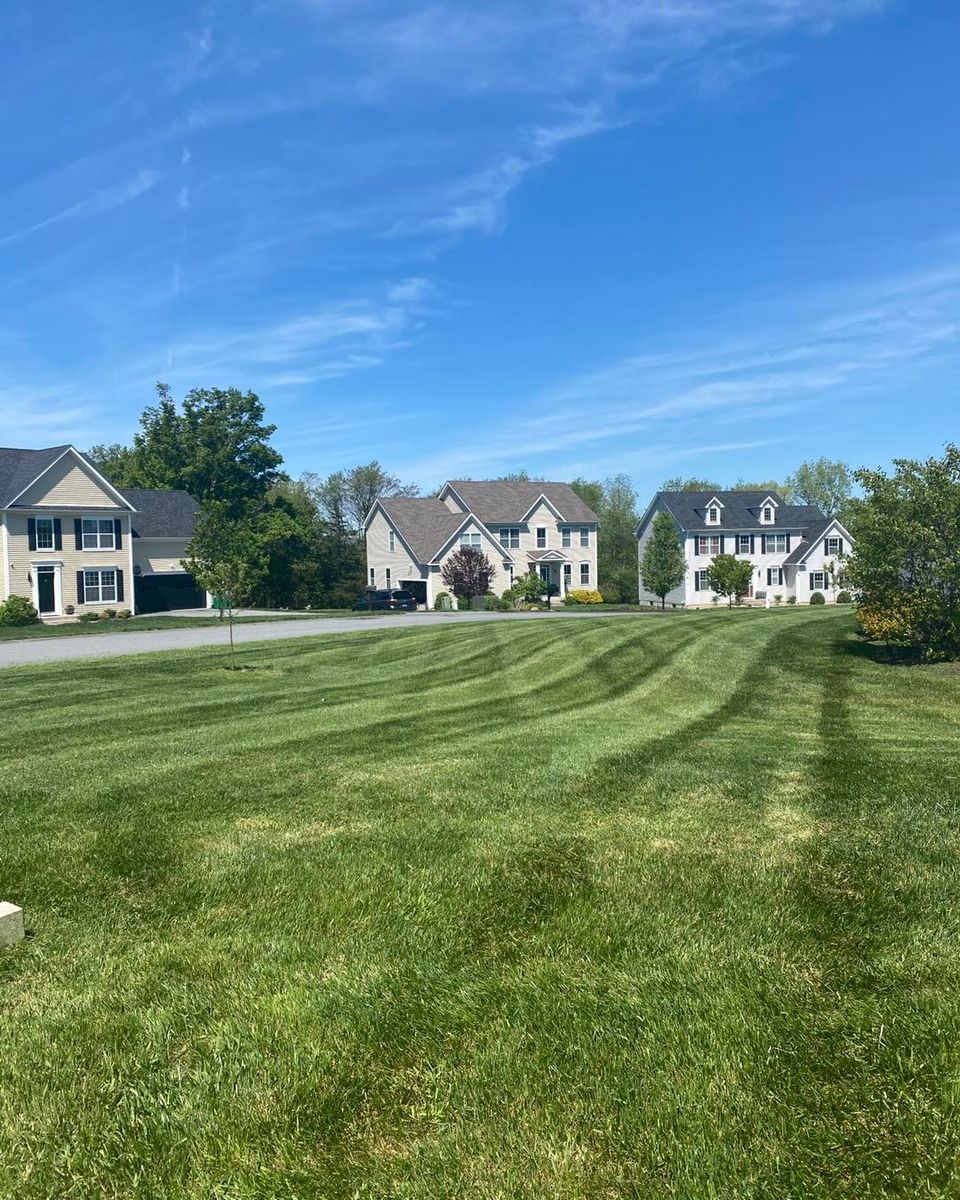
left=0, top=902, right=24, bottom=948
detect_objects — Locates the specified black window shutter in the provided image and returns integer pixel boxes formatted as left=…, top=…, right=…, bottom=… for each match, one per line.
left=784, top=535, right=790, bottom=552
left=116, top=570, right=124, bottom=603
left=74, top=519, right=83, bottom=550
left=27, top=518, right=36, bottom=551
left=114, top=518, right=123, bottom=549
left=718, top=535, right=724, bottom=554
left=53, top=518, right=62, bottom=551
left=750, top=534, right=755, bottom=553
left=76, top=571, right=85, bottom=604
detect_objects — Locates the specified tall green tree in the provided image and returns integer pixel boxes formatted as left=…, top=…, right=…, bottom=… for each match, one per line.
left=706, top=554, right=754, bottom=608
left=785, top=458, right=852, bottom=518
left=661, top=476, right=723, bottom=492
left=306, top=462, right=418, bottom=535
left=640, top=512, right=686, bottom=608
left=101, top=383, right=284, bottom=516
left=87, top=443, right=135, bottom=484
left=847, top=444, right=960, bottom=661
left=570, top=477, right=604, bottom=514
left=598, top=473, right=640, bottom=602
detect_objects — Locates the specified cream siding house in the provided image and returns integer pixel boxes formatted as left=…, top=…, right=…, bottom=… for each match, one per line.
left=0, top=445, right=202, bottom=617
left=635, top=489, right=854, bottom=607
left=364, top=480, right=599, bottom=606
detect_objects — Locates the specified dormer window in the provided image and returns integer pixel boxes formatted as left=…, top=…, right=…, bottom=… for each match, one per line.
left=706, top=506, right=720, bottom=525
left=762, top=506, right=774, bottom=524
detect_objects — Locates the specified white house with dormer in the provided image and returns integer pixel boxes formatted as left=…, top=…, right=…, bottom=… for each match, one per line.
left=635, top=489, right=854, bottom=606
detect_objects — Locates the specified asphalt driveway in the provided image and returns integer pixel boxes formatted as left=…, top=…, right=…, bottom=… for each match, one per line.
left=0, top=608, right=661, bottom=669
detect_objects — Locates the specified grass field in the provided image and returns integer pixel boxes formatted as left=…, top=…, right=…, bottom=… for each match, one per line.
left=2, top=608, right=959, bottom=1198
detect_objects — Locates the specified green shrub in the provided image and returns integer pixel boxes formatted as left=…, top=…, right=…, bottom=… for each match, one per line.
left=77, top=611, right=100, bottom=623
left=117, top=609, right=132, bottom=619
left=773, top=594, right=783, bottom=606
left=433, top=591, right=451, bottom=611
left=482, top=593, right=505, bottom=611
left=0, top=595, right=40, bottom=626
left=786, top=596, right=797, bottom=605
left=456, top=595, right=470, bottom=612
left=809, top=591, right=826, bottom=605
left=100, top=608, right=118, bottom=620
left=836, top=590, right=852, bottom=604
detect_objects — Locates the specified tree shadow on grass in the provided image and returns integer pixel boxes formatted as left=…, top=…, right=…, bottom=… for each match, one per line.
left=840, top=638, right=921, bottom=667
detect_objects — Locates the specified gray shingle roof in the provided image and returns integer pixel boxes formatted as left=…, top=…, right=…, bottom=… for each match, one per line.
left=0, top=445, right=72, bottom=506
left=654, top=490, right=827, bottom=532
left=446, top=480, right=599, bottom=525
left=783, top=519, right=834, bottom=564
left=124, top=489, right=200, bottom=539
left=378, top=497, right=469, bottom=562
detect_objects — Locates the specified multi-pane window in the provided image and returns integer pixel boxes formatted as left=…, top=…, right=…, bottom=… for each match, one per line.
left=762, top=506, right=774, bottom=524
left=763, top=534, right=787, bottom=554
left=579, top=527, right=589, bottom=547
left=388, top=530, right=395, bottom=551
left=810, top=571, right=826, bottom=590
left=706, top=507, right=720, bottom=525
left=82, top=518, right=115, bottom=550
left=695, top=569, right=710, bottom=591
left=580, top=562, right=590, bottom=585
left=83, top=569, right=117, bottom=604
left=35, top=517, right=55, bottom=550
left=536, top=527, right=547, bottom=549
left=385, top=568, right=391, bottom=586
left=825, top=536, right=842, bottom=555
left=563, top=563, right=572, bottom=586
left=737, top=534, right=751, bottom=554
left=499, top=527, right=520, bottom=549
left=459, top=532, right=482, bottom=550
left=561, top=527, right=571, bottom=548
left=369, top=568, right=375, bottom=585
left=697, top=535, right=721, bottom=555
left=767, top=567, right=783, bottom=586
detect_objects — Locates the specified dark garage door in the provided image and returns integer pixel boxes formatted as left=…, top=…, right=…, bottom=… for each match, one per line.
left=136, top=572, right=206, bottom=614
left=400, top=579, right=427, bottom=605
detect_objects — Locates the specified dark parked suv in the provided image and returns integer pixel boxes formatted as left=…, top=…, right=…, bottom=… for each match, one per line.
left=355, top=588, right=419, bottom=612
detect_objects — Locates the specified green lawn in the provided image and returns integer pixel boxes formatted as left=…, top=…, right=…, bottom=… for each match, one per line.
left=2, top=609, right=959, bottom=1198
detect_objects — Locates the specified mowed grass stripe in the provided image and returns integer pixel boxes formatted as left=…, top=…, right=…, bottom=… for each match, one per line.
left=2, top=609, right=960, bottom=1199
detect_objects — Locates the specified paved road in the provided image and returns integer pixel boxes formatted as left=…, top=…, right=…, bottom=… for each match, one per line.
left=0, top=609, right=659, bottom=669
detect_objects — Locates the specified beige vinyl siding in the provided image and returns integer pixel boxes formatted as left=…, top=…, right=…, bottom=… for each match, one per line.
left=15, top=456, right=121, bottom=508
left=365, top=509, right=427, bottom=593
left=5, top=511, right=130, bottom=609
left=133, top=539, right=190, bottom=574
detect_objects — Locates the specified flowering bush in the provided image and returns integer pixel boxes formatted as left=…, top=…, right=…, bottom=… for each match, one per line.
left=563, top=588, right=604, bottom=605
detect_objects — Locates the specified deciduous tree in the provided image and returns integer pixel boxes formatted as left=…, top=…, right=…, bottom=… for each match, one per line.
left=785, top=458, right=852, bottom=518
left=706, top=554, right=754, bottom=608
left=183, top=504, right=268, bottom=669
left=640, top=511, right=686, bottom=608
left=441, top=547, right=494, bottom=601
left=846, top=444, right=960, bottom=660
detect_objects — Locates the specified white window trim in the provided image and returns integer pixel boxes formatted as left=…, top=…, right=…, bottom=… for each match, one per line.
left=83, top=566, right=119, bottom=605
left=825, top=537, right=842, bottom=555
left=737, top=534, right=751, bottom=554
left=388, top=530, right=395, bottom=552
left=697, top=535, right=721, bottom=556
left=810, top=571, right=827, bottom=591
left=763, top=533, right=788, bottom=554
left=536, top=526, right=548, bottom=549
left=579, top=527, right=589, bottom=547
left=561, top=527, right=572, bottom=548
left=706, top=507, right=720, bottom=525
left=579, top=561, right=590, bottom=585
left=695, top=568, right=710, bottom=592
left=81, top=517, right=116, bottom=551
left=34, top=516, right=56, bottom=551
left=499, top=527, right=520, bottom=549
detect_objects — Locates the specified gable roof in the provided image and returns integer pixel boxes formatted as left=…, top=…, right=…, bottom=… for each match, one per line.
left=124, top=489, right=200, bottom=539
left=0, top=444, right=133, bottom=509
left=376, top=497, right=469, bottom=563
left=444, top=480, right=598, bottom=525
left=783, top=517, right=854, bottom=565
left=642, top=490, right=827, bottom=533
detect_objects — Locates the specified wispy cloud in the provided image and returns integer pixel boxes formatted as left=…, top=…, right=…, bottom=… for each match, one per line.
left=396, top=257, right=960, bottom=482
left=0, top=168, right=160, bottom=250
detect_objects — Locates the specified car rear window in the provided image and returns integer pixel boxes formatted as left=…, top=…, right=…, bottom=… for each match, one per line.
left=392, top=591, right=415, bottom=600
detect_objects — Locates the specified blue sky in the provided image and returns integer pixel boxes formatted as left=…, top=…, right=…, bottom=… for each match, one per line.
left=3, top=0, right=958, bottom=494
